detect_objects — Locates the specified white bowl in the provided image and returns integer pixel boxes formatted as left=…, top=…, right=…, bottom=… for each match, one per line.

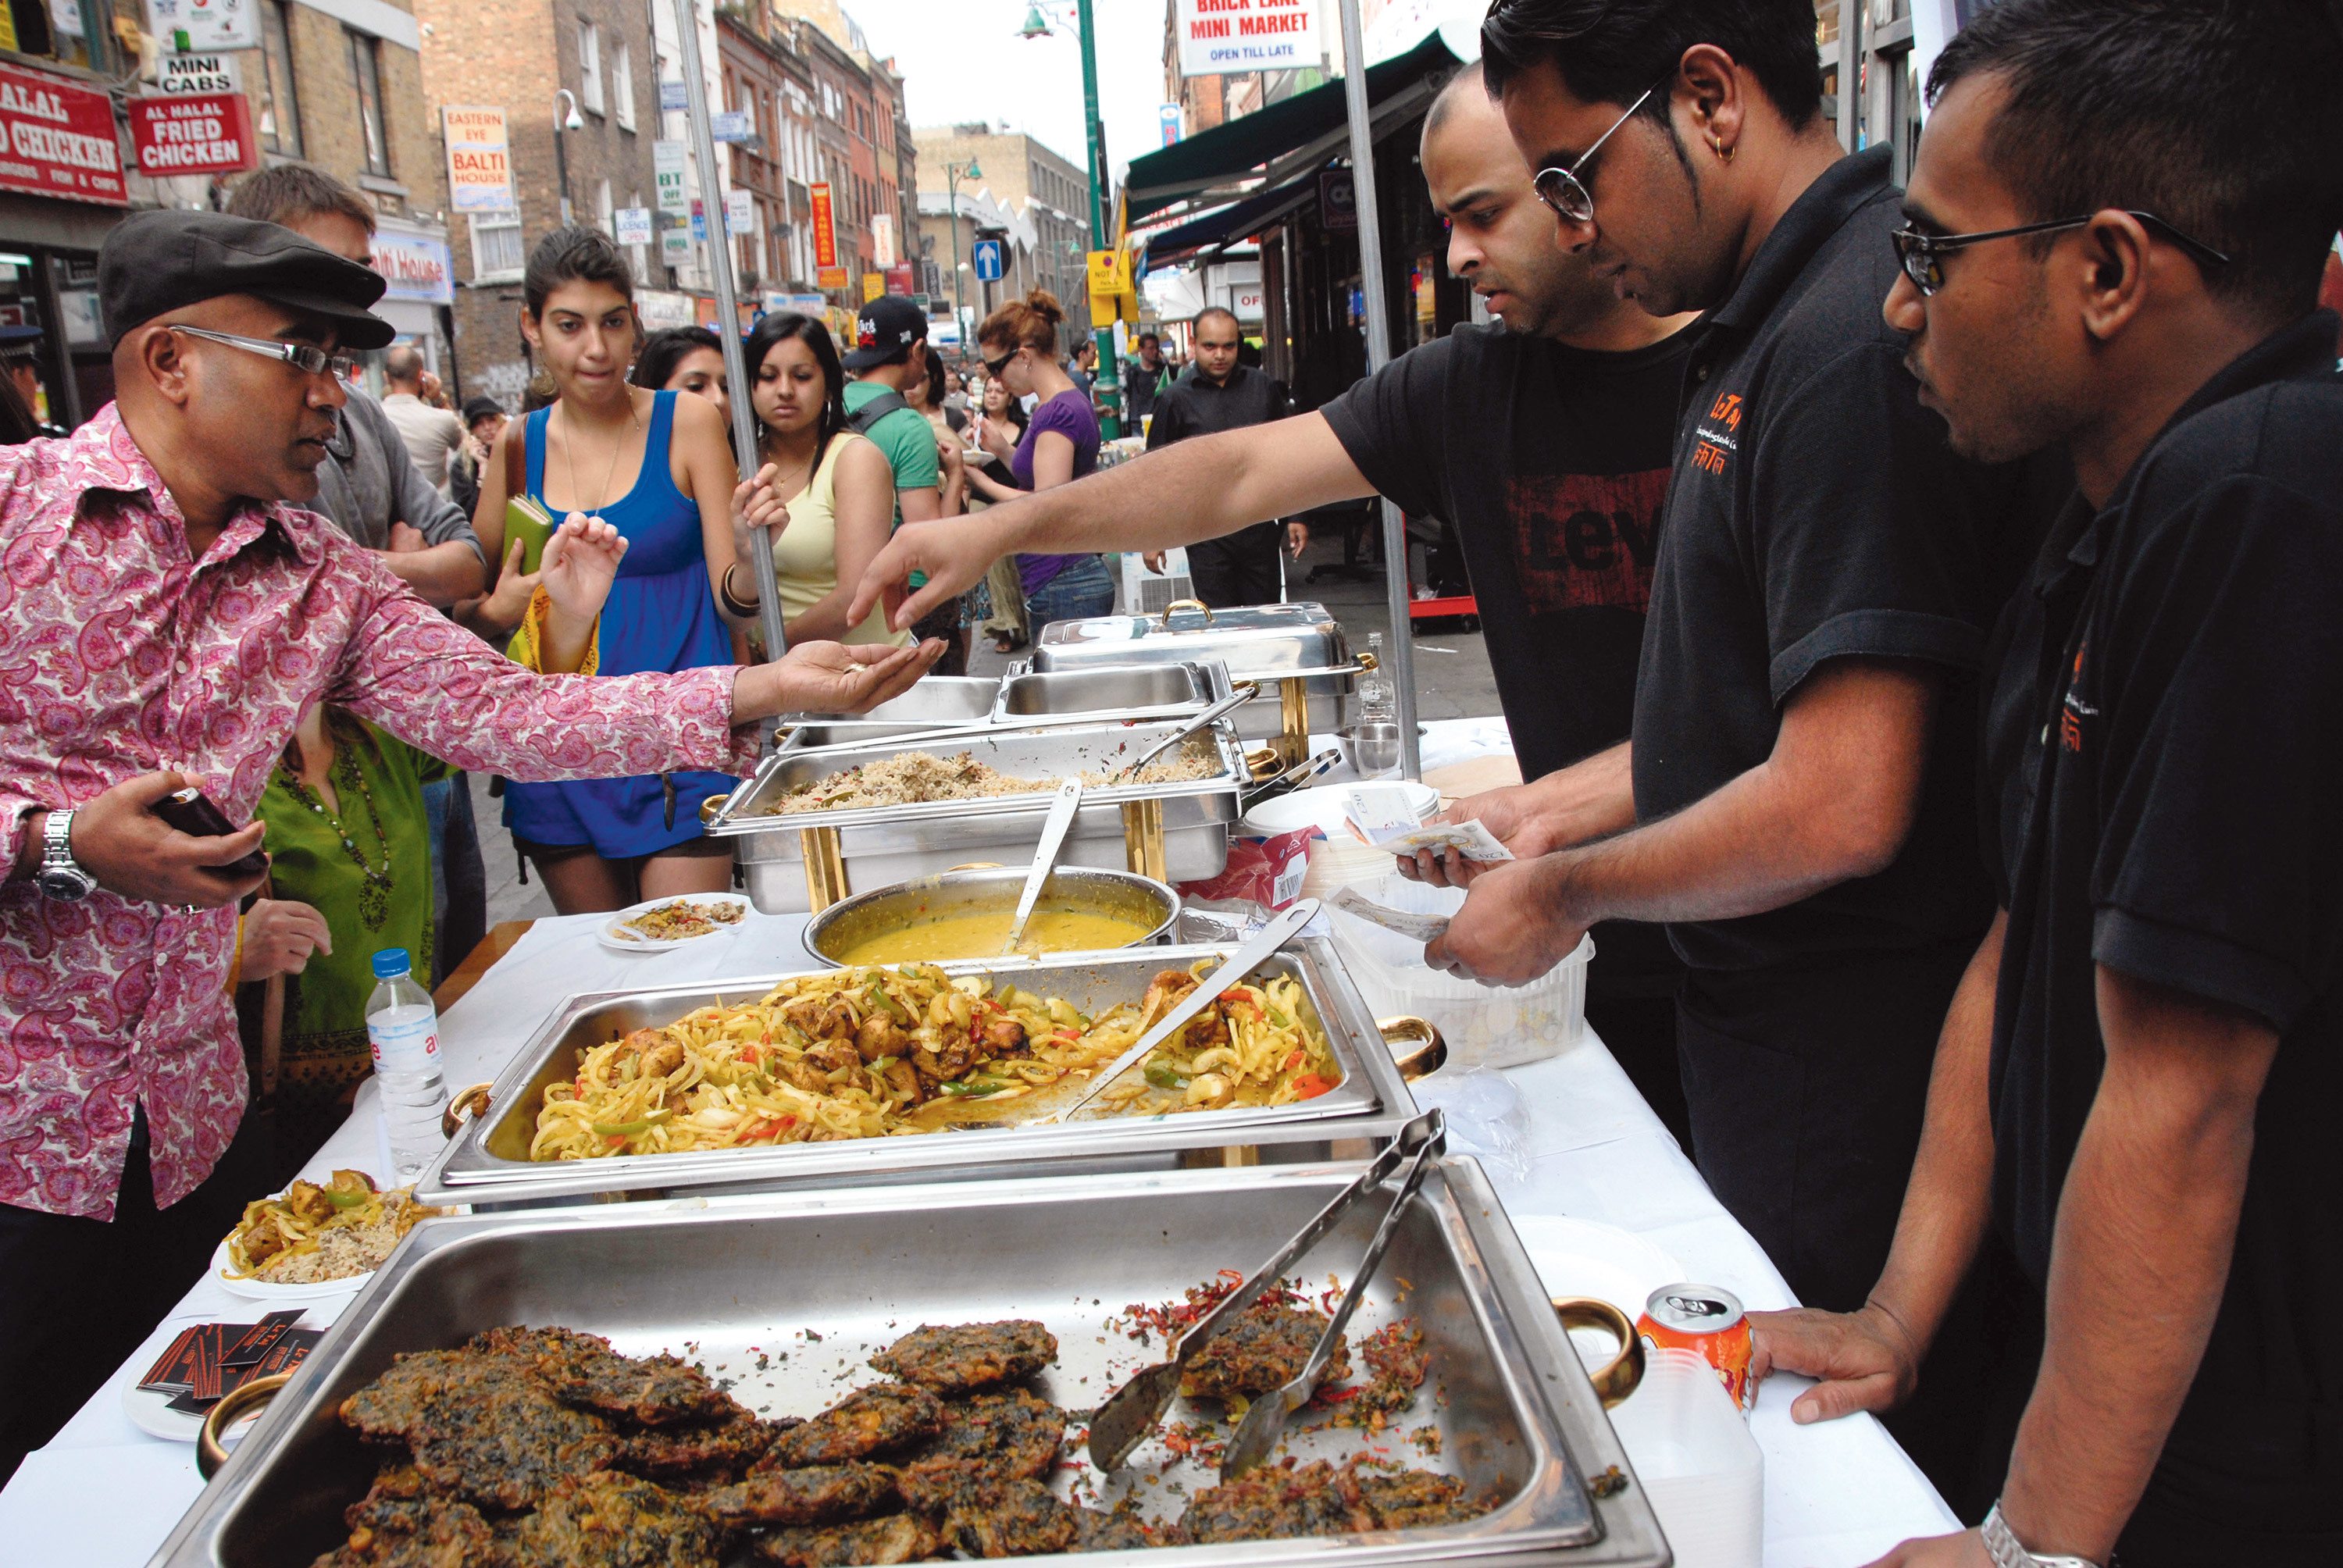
left=1239, top=780, right=1439, bottom=839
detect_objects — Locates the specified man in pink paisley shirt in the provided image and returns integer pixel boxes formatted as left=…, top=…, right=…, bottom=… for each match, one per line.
left=0, top=209, right=940, bottom=1479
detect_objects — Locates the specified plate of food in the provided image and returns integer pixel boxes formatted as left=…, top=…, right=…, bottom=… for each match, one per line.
left=212, top=1170, right=444, bottom=1300
left=597, top=892, right=754, bottom=953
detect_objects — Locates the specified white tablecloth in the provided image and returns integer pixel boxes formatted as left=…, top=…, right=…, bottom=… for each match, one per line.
left=0, top=718, right=1956, bottom=1566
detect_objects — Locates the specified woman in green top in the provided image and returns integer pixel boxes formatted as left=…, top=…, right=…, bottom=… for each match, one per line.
left=239, top=703, right=439, bottom=1165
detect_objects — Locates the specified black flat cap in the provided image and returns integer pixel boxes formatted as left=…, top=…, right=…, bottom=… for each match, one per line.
left=98, top=208, right=396, bottom=350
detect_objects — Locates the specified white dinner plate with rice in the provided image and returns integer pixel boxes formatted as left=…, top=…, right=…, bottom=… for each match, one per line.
left=210, top=1184, right=439, bottom=1300
left=597, top=892, right=754, bottom=953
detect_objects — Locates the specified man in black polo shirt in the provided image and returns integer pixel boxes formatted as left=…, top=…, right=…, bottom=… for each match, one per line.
left=1753, top=5, right=2343, bottom=1564
left=1122, top=331, right=1173, bottom=427
left=1144, top=306, right=1300, bottom=606
left=844, top=66, right=1697, bottom=1132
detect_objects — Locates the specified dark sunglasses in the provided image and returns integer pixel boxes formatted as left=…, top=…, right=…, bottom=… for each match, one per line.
left=983, top=348, right=1017, bottom=378
left=1891, top=211, right=2230, bottom=296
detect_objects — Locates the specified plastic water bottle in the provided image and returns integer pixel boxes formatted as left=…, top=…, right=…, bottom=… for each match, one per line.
left=365, top=948, right=447, bottom=1182
left=1358, top=631, right=1397, bottom=725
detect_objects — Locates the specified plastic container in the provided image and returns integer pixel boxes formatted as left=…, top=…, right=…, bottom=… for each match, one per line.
left=364, top=947, right=447, bottom=1183
left=1324, top=871, right=1589, bottom=1069
left=1605, top=1348, right=1763, bottom=1568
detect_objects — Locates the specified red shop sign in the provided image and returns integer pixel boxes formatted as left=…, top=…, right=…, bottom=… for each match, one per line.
left=128, top=93, right=258, bottom=178
left=0, top=62, right=128, bottom=206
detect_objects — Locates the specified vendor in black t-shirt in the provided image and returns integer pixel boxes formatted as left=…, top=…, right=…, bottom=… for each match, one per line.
left=843, top=66, right=1699, bottom=1136
left=1142, top=308, right=1300, bottom=608
left=1754, top=6, right=2343, bottom=1566
left=1414, top=0, right=2049, bottom=1350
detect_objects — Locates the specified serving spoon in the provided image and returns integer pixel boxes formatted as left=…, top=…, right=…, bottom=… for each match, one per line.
left=1000, top=779, right=1084, bottom=956
left=1111, top=680, right=1261, bottom=782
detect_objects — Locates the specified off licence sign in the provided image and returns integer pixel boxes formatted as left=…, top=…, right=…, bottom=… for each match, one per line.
left=129, top=93, right=258, bottom=177
left=0, top=62, right=128, bottom=206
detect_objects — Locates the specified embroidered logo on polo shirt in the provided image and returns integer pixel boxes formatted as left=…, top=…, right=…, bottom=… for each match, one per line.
left=1689, top=390, right=1744, bottom=476
left=2059, top=640, right=2097, bottom=753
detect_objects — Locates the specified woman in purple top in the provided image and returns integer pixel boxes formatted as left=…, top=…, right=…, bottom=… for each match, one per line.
left=965, top=289, right=1115, bottom=630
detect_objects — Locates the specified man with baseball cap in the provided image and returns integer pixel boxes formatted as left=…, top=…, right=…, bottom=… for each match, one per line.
left=0, top=209, right=940, bottom=1480
left=844, top=294, right=966, bottom=671
left=0, top=323, right=66, bottom=439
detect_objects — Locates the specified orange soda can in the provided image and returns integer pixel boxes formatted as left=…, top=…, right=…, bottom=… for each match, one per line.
left=1638, top=1284, right=1755, bottom=1417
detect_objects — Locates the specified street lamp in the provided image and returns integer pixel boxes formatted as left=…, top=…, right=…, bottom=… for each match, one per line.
left=1015, top=0, right=1122, bottom=435
left=554, top=88, right=583, bottom=226
left=947, top=157, right=981, bottom=358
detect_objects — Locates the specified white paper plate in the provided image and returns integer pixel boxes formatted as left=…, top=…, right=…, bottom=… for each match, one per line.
left=209, top=1231, right=376, bottom=1302
left=596, top=893, right=754, bottom=953
left=1240, top=781, right=1440, bottom=839
left=119, top=1317, right=289, bottom=1445
left=1509, top=1214, right=1689, bottom=1370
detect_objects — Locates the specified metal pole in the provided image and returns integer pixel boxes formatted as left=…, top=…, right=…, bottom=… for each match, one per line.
left=949, top=166, right=965, bottom=358
left=1075, top=0, right=1122, bottom=437
left=1335, top=0, right=1418, bottom=779
left=669, top=0, right=786, bottom=665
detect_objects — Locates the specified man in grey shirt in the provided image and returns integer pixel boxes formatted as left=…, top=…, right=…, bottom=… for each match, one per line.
left=226, top=166, right=492, bottom=983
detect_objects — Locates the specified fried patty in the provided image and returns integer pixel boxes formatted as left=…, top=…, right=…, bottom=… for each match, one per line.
left=1180, top=1299, right=1350, bottom=1401
left=932, top=1476, right=1077, bottom=1559
left=495, top=1470, right=724, bottom=1568
left=749, top=1513, right=943, bottom=1568
left=1074, top=1505, right=1184, bottom=1552
left=701, top=1463, right=903, bottom=1527
left=340, top=1351, right=619, bottom=1510
left=766, top=1384, right=947, bottom=1468
left=1180, top=1459, right=1373, bottom=1544
left=614, top=1409, right=781, bottom=1481
left=1357, top=1470, right=1486, bottom=1531
left=308, top=1467, right=497, bottom=1568
left=868, top=1320, right=1057, bottom=1393
left=898, top=1386, right=1065, bottom=1500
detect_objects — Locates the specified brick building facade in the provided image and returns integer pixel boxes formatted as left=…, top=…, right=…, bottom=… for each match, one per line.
left=413, top=0, right=658, bottom=405
left=914, top=127, right=1094, bottom=340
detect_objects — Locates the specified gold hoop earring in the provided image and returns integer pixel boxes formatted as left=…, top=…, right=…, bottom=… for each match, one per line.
left=1711, top=134, right=1734, bottom=163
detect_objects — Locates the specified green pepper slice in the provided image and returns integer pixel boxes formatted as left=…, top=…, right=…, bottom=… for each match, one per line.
left=590, top=1109, right=672, bottom=1139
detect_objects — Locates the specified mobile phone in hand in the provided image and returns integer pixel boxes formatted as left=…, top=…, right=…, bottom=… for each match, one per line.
left=150, top=787, right=270, bottom=877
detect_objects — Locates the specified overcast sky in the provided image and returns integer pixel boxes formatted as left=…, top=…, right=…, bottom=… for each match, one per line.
left=846, top=0, right=1176, bottom=191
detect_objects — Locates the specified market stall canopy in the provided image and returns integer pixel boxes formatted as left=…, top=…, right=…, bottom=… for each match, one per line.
left=1125, top=31, right=1462, bottom=223
left=1140, top=166, right=1328, bottom=270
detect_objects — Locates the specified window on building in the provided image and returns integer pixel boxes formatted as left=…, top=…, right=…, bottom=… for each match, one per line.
left=259, top=0, right=303, bottom=156
left=597, top=178, right=615, bottom=240
left=470, top=214, right=525, bottom=281
left=346, top=29, right=390, bottom=177
left=579, top=19, right=604, bottom=115
left=613, top=43, right=635, bottom=130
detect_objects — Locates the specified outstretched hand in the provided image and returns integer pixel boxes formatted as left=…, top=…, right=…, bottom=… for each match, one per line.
left=736, top=638, right=948, bottom=722
left=847, top=519, right=1000, bottom=633
left=540, top=513, right=629, bottom=622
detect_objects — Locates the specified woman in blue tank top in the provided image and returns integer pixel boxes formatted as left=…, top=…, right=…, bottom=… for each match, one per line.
left=470, top=227, right=766, bottom=914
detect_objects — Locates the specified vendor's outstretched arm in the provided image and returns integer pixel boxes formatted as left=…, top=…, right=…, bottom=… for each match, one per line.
left=850, top=412, right=1375, bottom=631
left=1748, top=910, right=2004, bottom=1419
left=1425, top=658, right=1936, bottom=982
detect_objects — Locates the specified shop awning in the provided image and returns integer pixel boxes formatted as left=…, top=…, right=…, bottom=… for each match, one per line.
left=1126, top=31, right=1462, bottom=223
left=1140, top=166, right=1328, bottom=269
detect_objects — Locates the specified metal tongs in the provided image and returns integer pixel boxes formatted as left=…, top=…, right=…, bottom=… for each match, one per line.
left=1086, top=1109, right=1447, bottom=1474
left=1112, top=680, right=1261, bottom=782
left=1040, top=899, right=1318, bottom=1124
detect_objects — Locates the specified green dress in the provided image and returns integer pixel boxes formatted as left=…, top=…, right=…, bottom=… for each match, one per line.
left=256, top=711, right=440, bottom=1149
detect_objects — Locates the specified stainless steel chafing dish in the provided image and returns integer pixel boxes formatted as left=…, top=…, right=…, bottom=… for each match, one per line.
left=777, top=675, right=1003, bottom=743
left=703, top=719, right=1247, bottom=914
left=159, top=1160, right=1670, bottom=1568
left=415, top=939, right=1414, bottom=1210
left=772, top=663, right=1237, bottom=756
left=1032, top=601, right=1364, bottom=764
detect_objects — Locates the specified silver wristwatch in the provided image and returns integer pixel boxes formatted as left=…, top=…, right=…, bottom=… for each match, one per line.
left=37, top=807, right=97, bottom=902
left=1982, top=1503, right=2103, bottom=1568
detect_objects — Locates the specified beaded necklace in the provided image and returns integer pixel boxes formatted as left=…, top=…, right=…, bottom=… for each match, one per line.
left=276, top=714, right=394, bottom=930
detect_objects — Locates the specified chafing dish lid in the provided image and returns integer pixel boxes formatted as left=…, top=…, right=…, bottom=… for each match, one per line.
left=1033, top=600, right=1351, bottom=678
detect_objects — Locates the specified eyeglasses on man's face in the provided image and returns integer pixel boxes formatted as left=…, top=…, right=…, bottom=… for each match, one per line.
left=167, top=324, right=360, bottom=381
left=1889, top=211, right=2231, bottom=297
left=1532, top=72, right=1673, bottom=227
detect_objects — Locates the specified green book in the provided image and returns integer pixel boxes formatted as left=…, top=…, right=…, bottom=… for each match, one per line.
left=504, top=494, right=555, bottom=576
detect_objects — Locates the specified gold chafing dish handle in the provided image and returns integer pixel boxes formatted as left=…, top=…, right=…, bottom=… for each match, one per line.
left=1376, top=1016, right=1447, bottom=1082
left=1159, top=597, right=1212, bottom=627
left=1355, top=650, right=1378, bottom=672
left=699, top=794, right=726, bottom=825
left=441, top=1082, right=492, bottom=1139
left=197, top=1370, right=292, bottom=1480
left=1553, top=1297, right=1646, bottom=1409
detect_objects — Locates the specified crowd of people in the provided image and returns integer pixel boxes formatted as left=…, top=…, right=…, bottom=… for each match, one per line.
left=4, top=2, right=2338, bottom=1563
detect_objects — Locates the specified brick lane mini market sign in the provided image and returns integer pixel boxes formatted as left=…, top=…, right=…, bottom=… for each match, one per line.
left=1175, top=0, right=1319, bottom=77
left=128, top=92, right=258, bottom=177
left=0, top=63, right=128, bottom=205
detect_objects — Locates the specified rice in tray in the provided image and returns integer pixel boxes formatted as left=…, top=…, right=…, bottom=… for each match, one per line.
left=764, top=747, right=1218, bottom=816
